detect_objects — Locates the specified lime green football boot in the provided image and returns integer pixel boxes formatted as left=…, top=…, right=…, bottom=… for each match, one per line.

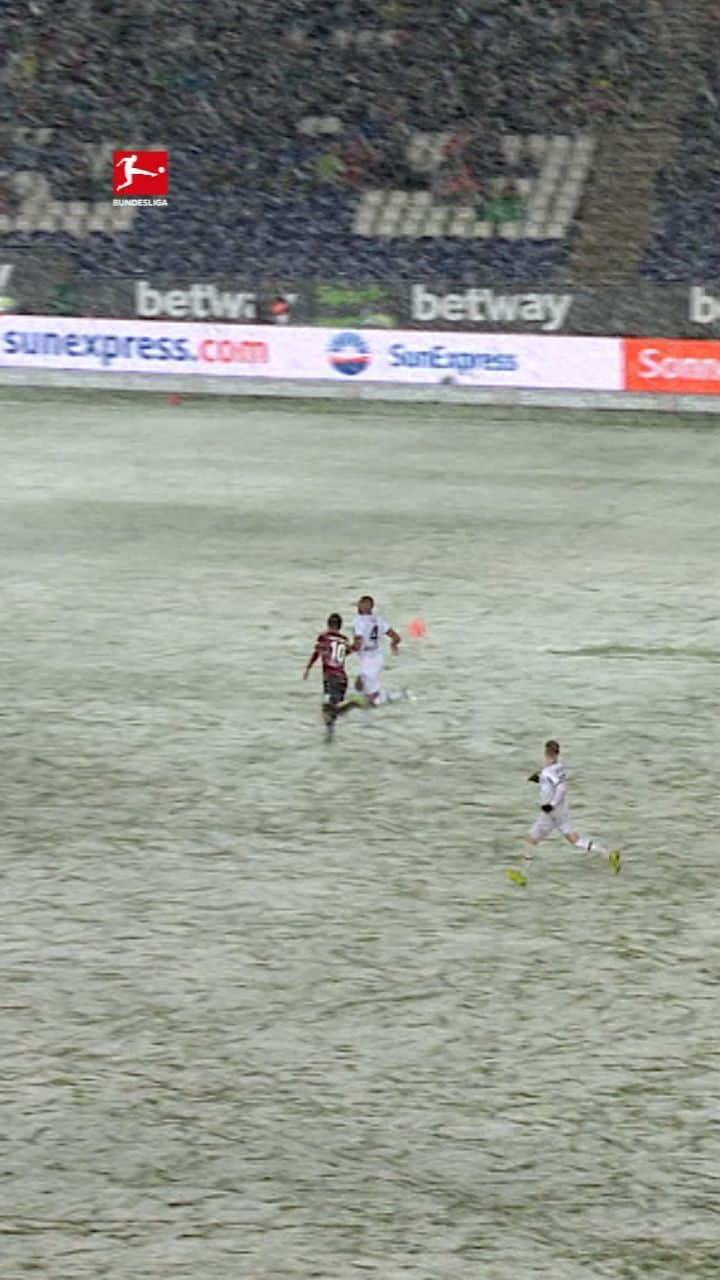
left=506, top=868, right=528, bottom=887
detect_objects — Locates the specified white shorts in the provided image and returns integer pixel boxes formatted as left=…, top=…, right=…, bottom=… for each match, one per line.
left=357, top=651, right=384, bottom=697
left=530, top=807, right=574, bottom=841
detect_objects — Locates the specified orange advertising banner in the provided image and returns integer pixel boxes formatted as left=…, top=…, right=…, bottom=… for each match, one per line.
left=624, top=338, right=720, bottom=393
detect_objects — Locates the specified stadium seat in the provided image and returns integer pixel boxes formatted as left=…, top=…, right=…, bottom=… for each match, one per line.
left=448, top=207, right=476, bottom=237
left=375, top=192, right=408, bottom=237
left=111, top=204, right=136, bottom=232
left=86, top=204, right=114, bottom=234
left=61, top=203, right=89, bottom=237
left=352, top=190, right=383, bottom=235
left=35, top=203, right=62, bottom=233
left=13, top=200, right=45, bottom=234
left=402, top=192, right=433, bottom=237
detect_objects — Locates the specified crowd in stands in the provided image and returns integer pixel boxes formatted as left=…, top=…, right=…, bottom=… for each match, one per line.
left=643, top=59, right=720, bottom=282
left=0, top=0, right=716, bottom=281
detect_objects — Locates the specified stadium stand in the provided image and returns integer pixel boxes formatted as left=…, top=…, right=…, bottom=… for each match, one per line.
left=642, top=73, right=720, bottom=282
left=0, top=0, right=717, bottom=283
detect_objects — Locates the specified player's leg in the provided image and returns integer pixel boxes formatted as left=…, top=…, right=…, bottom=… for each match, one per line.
left=328, top=675, right=348, bottom=714
left=331, top=674, right=347, bottom=715
left=374, top=650, right=406, bottom=704
left=335, top=661, right=370, bottom=713
left=358, top=654, right=383, bottom=705
left=560, top=819, right=621, bottom=873
left=362, top=653, right=408, bottom=705
left=507, top=818, right=550, bottom=885
left=321, top=678, right=335, bottom=738
left=525, top=813, right=553, bottom=860
left=353, top=656, right=370, bottom=698
left=518, top=817, right=551, bottom=876
left=332, top=675, right=365, bottom=717
left=336, top=692, right=369, bottom=713
left=322, top=676, right=346, bottom=739
left=563, top=830, right=601, bottom=851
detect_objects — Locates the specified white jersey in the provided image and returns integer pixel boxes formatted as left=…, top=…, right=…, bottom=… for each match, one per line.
left=352, top=613, right=391, bottom=654
left=538, top=759, right=568, bottom=812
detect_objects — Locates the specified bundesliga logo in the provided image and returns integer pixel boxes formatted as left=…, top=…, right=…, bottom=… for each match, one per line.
left=113, top=151, right=169, bottom=206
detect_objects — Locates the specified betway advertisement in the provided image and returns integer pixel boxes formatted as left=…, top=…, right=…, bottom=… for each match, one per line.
left=0, top=316, right=622, bottom=390
left=9, top=263, right=720, bottom=337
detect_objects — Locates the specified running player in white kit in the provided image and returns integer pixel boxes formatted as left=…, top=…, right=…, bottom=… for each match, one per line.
left=507, top=739, right=621, bottom=884
left=349, top=595, right=406, bottom=706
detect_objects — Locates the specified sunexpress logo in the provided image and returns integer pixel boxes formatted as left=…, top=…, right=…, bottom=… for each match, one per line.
left=327, top=331, right=371, bottom=376
left=389, top=342, right=519, bottom=373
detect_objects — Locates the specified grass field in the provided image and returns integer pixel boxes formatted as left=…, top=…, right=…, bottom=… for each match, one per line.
left=2, top=391, right=719, bottom=1279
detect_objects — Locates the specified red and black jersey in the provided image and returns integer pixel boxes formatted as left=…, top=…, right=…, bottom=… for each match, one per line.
left=313, top=629, right=350, bottom=679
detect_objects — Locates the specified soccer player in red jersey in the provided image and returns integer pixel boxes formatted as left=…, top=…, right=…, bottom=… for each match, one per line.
left=303, top=613, right=351, bottom=738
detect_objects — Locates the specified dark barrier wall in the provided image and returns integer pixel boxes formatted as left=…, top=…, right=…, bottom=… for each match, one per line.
left=3, top=258, right=720, bottom=337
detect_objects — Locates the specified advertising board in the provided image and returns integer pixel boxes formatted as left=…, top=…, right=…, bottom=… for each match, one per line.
left=0, top=316, right=623, bottom=391
left=5, top=270, right=720, bottom=339
left=624, top=338, right=720, bottom=394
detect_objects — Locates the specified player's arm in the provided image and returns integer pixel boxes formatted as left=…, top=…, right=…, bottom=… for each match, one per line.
left=387, top=626, right=401, bottom=656
left=303, top=647, right=319, bottom=679
left=528, top=769, right=552, bottom=808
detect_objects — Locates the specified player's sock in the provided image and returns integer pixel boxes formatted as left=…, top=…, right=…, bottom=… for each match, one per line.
left=336, top=693, right=367, bottom=714
left=375, top=690, right=405, bottom=705
left=577, top=838, right=607, bottom=854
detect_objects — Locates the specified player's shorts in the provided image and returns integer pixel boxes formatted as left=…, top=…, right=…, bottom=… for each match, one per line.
left=323, top=674, right=347, bottom=708
left=357, top=651, right=383, bottom=697
left=530, top=806, right=574, bottom=840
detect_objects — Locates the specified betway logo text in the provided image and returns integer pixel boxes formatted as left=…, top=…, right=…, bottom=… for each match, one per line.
left=689, top=286, right=720, bottom=327
left=411, top=284, right=573, bottom=332
left=136, top=281, right=291, bottom=320
left=0, top=264, right=16, bottom=313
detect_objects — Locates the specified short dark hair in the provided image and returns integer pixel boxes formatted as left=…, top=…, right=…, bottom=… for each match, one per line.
left=327, top=612, right=342, bottom=629
left=359, top=594, right=374, bottom=609
left=545, top=739, right=560, bottom=756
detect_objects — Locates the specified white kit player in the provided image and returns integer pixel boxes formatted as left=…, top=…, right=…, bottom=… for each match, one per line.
left=508, top=739, right=621, bottom=884
left=350, top=595, right=406, bottom=706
